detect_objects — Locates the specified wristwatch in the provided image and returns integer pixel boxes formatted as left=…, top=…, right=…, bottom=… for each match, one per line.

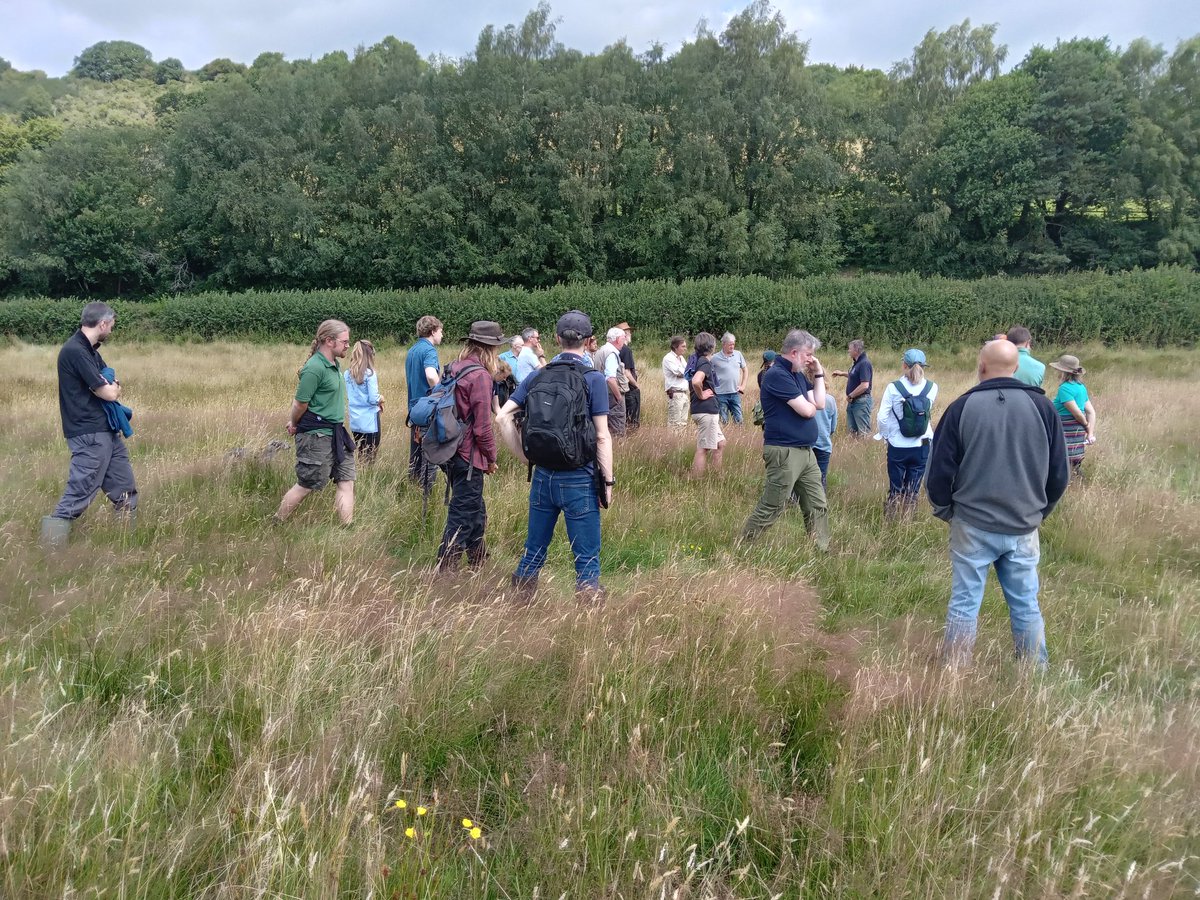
left=604, top=479, right=616, bottom=486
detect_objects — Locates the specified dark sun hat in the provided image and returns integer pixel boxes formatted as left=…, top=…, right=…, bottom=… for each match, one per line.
left=467, top=321, right=509, bottom=346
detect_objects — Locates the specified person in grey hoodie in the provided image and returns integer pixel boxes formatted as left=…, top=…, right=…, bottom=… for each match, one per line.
left=926, top=340, right=1070, bottom=669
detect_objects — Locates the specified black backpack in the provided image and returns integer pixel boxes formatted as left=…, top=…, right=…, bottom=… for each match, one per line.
left=521, top=359, right=596, bottom=472
left=407, top=363, right=483, bottom=466
left=892, top=379, right=934, bottom=438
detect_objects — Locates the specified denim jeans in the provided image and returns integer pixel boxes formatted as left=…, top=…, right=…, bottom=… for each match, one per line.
left=846, top=395, right=873, bottom=435
left=813, top=447, right=831, bottom=490
left=886, top=442, right=929, bottom=500
left=716, top=392, right=743, bottom=425
left=943, top=519, right=1048, bottom=668
left=514, top=468, right=601, bottom=588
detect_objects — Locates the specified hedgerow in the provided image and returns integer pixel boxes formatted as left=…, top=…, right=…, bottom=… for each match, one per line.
left=1, top=269, right=1196, bottom=346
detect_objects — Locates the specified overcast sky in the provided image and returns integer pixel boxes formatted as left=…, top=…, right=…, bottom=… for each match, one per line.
left=2, top=0, right=1197, bottom=77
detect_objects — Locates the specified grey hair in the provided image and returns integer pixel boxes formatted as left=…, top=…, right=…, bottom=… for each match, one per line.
left=521, top=327, right=539, bottom=341
left=848, top=338, right=864, bottom=354
left=694, top=331, right=716, bottom=356
left=606, top=326, right=624, bottom=343
left=783, top=329, right=821, bottom=353
left=511, top=335, right=524, bottom=347
left=720, top=332, right=736, bottom=345
left=81, top=302, right=115, bottom=328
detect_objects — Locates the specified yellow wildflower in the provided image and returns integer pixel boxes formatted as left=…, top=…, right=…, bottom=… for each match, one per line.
left=470, top=827, right=482, bottom=840
left=395, top=799, right=407, bottom=809
left=405, top=827, right=415, bottom=839
left=417, top=806, right=428, bottom=816
left=462, top=818, right=473, bottom=828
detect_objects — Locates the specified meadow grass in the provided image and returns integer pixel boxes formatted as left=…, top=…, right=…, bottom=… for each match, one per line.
left=0, top=340, right=1197, bottom=898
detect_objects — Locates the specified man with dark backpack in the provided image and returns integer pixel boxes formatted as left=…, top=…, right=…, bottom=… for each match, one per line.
left=496, top=310, right=614, bottom=604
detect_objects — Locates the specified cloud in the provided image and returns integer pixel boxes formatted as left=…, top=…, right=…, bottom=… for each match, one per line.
left=1, top=0, right=1196, bottom=76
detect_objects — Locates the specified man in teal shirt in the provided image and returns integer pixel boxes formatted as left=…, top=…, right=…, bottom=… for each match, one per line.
left=406, top=315, right=443, bottom=486
left=1007, top=325, right=1045, bottom=387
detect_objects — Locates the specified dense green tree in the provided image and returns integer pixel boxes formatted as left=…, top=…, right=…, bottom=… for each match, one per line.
left=71, top=41, right=154, bottom=82
left=153, top=57, right=186, bottom=84
left=198, top=58, right=247, bottom=81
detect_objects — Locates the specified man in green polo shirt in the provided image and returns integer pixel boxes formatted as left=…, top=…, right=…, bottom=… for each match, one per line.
left=275, top=319, right=357, bottom=525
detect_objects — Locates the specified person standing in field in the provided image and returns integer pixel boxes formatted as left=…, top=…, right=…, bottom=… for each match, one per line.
left=926, top=339, right=1069, bottom=669
left=436, top=322, right=506, bottom=572
left=593, top=327, right=629, bottom=437
left=496, top=310, right=614, bottom=603
left=1049, top=354, right=1097, bottom=481
left=1007, top=325, right=1046, bottom=388
left=514, top=327, right=546, bottom=383
left=807, top=359, right=837, bottom=491
left=41, top=301, right=138, bottom=548
left=876, top=348, right=938, bottom=518
left=405, top=316, right=443, bottom=488
left=711, top=332, right=748, bottom=425
left=740, top=330, right=829, bottom=550
left=498, top=335, right=523, bottom=373
left=832, top=339, right=873, bottom=438
left=662, top=335, right=689, bottom=429
left=617, top=322, right=641, bottom=431
left=276, top=320, right=356, bottom=525
left=344, top=339, right=383, bottom=463
left=688, top=332, right=726, bottom=477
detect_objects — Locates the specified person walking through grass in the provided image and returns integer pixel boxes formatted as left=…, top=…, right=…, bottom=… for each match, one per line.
left=740, top=329, right=829, bottom=549
left=688, top=332, right=725, bottom=477
left=926, top=339, right=1070, bottom=669
left=276, top=320, right=356, bottom=526
left=1007, top=325, right=1045, bottom=388
left=1049, top=353, right=1097, bottom=481
left=406, top=315, right=443, bottom=488
left=344, top=339, right=383, bottom=463
left=876, top=348, right=938, bottom=518
left=41, top=301, right=138, bottom=548
left=436, top=322, right=506, bottom=572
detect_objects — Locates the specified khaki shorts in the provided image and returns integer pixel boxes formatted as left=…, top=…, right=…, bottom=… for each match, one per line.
left=295, top=431, right=356, bottom=490
left=692, top=413, right=725, bottom=450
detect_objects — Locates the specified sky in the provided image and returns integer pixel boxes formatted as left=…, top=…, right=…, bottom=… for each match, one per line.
left=2, top=0, right=1197, bottom=77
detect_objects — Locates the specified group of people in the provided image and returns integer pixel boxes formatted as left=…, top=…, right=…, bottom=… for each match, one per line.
left=44, top=303, right=1098, bottom=670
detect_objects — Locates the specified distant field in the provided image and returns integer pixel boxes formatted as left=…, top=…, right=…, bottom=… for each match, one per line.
left=1, top=341, right=1197, bottom=896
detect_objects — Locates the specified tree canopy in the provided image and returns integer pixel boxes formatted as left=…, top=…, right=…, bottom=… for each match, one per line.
left=0, top=5, right=1197, bottom=297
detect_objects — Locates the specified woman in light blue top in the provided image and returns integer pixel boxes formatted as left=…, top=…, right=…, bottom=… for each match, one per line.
left=1050, top=353, right=1096, bottom=479
left=344, top=340, right=383, bottom=463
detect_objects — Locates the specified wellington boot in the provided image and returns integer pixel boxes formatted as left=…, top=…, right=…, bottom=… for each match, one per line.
left=40, top=516, right=71, bottom=550
left=510, top=573, right=538, bottom=606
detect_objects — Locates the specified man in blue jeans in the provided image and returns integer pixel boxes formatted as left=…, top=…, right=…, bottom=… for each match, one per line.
left=496, top=310, right=614, bottom=604
left=926, top=340, right=1069, bottom=669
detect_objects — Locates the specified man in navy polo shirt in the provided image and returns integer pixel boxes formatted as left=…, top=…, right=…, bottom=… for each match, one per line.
left=42, top=302, right=138, bottom=547
left=833, top=338, right=873, bottom=438
left=740, top=329, right=830, bottom=549
left=496, top=310, right=614, bottom=603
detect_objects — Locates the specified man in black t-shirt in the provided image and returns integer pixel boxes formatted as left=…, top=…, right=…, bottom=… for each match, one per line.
left=617, top=322, right=640, bottom=430
left=42, top=302, right=138, bottom=547
left=832, top=338, right=873, bottom=437
left=688, top=331, right=725, bottom=477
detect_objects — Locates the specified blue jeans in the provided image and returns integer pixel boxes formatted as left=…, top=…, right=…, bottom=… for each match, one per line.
left=716, top=393, right=743, bottom=425
left=944, top=519, right=1047, bottom=668
left=846, top=395, right=873, bottom=435
left=813, top=447, right=831, bottom=490
left=886, top=442, right=929, bottom=499
left=514, top=468, right=601, bottom=588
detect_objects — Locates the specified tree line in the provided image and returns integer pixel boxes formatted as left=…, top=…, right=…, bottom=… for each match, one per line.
left=0, top=2, right=1197, bottom=298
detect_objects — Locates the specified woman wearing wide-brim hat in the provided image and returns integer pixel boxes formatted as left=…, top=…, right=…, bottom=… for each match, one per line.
left=1049, top=353, right=1096, bottom=479
left=436, top=321, right=508, bottom=572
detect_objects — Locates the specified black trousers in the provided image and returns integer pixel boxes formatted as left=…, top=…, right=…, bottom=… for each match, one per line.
left=625, top=387, right=641, bottom=429
left=409, top=426, right=438, bottom=489
left=438, top=455, right=487, bottom=562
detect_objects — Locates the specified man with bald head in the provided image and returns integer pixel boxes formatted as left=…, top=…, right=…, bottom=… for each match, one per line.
left=926, top=339, right=1069, bottom=669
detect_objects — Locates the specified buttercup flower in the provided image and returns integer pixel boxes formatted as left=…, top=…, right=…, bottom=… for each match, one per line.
left=462, top=818, right=473, bottom=828
left=417, top=806, right=428, bottom=816
left=470, top=827, right=482, bottom=840
left=405, top=827, right=415, bottom=839
left=395, top=800, right=407, bottom=809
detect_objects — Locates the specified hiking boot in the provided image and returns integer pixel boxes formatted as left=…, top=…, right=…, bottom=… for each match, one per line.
left=575, top=584, right=607, bottom=607
left=435, top=552, right=461, bottom=575
left=466, top=541, right=488, bottom=570
left=510, top=573, right=538, bottom=605
left=40, top=516, right=70, bottom=550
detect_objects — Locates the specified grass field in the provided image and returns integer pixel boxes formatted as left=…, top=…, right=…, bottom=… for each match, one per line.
left=1, top=340, right=1198, bottom=898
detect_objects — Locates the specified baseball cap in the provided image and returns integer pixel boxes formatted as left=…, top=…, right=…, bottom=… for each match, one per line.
left=556, top=310, right=594, bottom=339
left=902, top=348, right=928, bottom=367
left=763, top=350, right=777, bottom=363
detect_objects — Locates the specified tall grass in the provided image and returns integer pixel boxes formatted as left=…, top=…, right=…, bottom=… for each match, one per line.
left=0, top=341, right=1196, bottom=896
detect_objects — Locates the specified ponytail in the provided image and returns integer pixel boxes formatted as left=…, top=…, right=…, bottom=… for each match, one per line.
left=299, top=319, right=349, bottom=376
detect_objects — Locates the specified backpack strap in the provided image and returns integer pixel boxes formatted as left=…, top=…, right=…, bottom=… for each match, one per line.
left=893, top=379, right=911, bottom=398
left=917, top=380, right=933, bottom=399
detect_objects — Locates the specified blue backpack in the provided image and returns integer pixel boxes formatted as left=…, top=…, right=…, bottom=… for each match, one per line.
left=407, top=363, right=483, bottom=465
left=893, top=379, right=933, bottom=438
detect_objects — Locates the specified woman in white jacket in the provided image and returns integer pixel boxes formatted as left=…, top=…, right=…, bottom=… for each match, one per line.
left=877, top=348, right=937, bottom=518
